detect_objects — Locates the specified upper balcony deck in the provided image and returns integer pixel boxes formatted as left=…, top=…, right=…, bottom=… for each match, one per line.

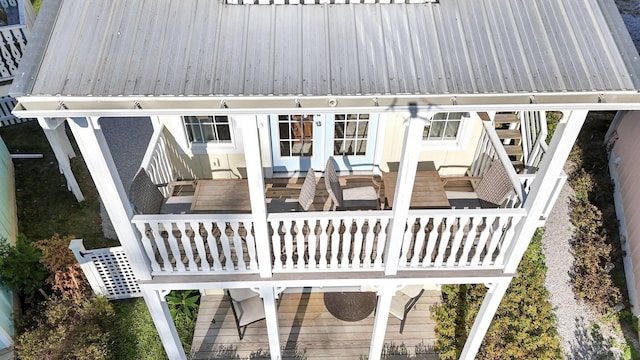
left=124, top=112, right=564, bottom=280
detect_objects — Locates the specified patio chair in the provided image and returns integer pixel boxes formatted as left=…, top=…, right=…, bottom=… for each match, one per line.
left=129, top=168, right=193, bottom=214
left=227, top=289, right=266, bottom=340
left=323, top=158, right=380, bottom=210
left=389, top=285, right=425, bottom=334
left=441, top=160, right=515, bottom=209
left=266, top=169, right=317, bottom=212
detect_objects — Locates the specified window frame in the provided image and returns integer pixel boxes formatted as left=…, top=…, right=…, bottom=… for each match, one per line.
left=182, top=115, right=240, bottom=154
left=421, top=112, right=471, bottom=150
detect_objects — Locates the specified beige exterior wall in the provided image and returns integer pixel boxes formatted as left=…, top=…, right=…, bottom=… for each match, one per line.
left=379, top=113, right=484, bottom=175
left=611, top=111, right=640, bottom=315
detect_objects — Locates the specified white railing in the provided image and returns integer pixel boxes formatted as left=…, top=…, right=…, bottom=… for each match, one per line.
left=0, top=25, right=28, bottom=82
left=140, top=125, right=196, bottom=197
left=518, top=111, right=548, bottom=172
left=132, top=208, right=525, bottom=275
left=519, top=171, right=567, bottom=226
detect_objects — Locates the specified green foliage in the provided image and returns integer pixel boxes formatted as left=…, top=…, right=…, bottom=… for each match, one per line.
left=16, top=295, right=113, bottom=360
left=166, top=290, right=200, bottom=319
left=433, top=231, right=563, bottom=360
left=545, top=111, right=562, bottom=144
left=0, top=235, right=46, bottom=300
left=111, top=298, right=167, bottom=360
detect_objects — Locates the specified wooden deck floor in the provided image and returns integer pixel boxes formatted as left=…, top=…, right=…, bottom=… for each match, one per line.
left=191, top=290, right=441, bottom=360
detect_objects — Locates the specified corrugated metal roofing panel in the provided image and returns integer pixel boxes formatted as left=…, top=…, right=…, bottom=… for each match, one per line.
left=13, top=0, right=640, bottom=98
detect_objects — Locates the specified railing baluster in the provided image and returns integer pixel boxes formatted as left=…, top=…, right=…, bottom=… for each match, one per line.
left=295, top=221, right=306, bottom=269
left=318, top=219, right=329, bottom=269
left=244, top=222, right=258, bottom=270
left=422, top=217, right=439, bottom=268
left=307, top=219, right=318, bottom=269
left=398, top=216, right=414, bottom=267
left=434, top=216, right=452, bottom=267
left=470, top=215, right=494, bottom=266
left=446, top=216, right=469, bottom=267
left=483, top=216, right=507, bottom=266
left=283, top=220, right=295, bottom=270
left=190, top=222, right=210, bottom=271
left=161, top=221, right=185, bottom=272
left=410, top=217, right=425, bottom=267
left=352, top=218, right=365, bottom=268
left=176, top=222, right=197, bottom=271
left=459, top=216, right=479, bottom=267
left=230, top=221, right=246, bottom=270
left=374, top=218, right=387, bottom=268
left=271, top=221, right=283, bottom=270
left=134, top=222, right=161, bottom=272
left=363, top=219, right=375, bottom=268
left=330, top=220, right=340, bottom=269
left=340, top=220, right=351, bottom=268
left=220, top=222, right=235, bottom=270
left=201, top=222, right=222, bottom=271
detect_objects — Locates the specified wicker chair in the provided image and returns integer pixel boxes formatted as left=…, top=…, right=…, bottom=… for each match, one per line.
left=128, top=168, right=193, bottom=214
left=324, top=158, right=380, bottom=210
left=266, top=169, right=317, bottom=212
left=442, top=160, right=515, bottom=209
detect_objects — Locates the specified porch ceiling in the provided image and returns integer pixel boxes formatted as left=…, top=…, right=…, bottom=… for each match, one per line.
left=10, top=0, right=640, bottom=108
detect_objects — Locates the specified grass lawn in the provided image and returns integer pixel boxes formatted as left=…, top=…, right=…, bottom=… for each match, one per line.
left=0, top=121, right=169, bottom=358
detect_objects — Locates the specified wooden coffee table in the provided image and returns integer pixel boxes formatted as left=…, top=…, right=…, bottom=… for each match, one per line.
left=382, top=171, right=450, bottom=209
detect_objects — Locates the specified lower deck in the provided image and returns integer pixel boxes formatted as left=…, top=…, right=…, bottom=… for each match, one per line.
left=191, top=289, right=441, bottom=359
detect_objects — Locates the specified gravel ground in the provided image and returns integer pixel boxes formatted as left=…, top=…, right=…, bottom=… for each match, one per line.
left=542, top=175, right=631, bottom=359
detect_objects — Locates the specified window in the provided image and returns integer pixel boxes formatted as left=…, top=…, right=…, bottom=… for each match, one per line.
left=277, top=114, right=314, bottom=157
left=183, top=116, right=232, bottom=144
left=423, top=112, right=468, bottom=141
left=334, top=113, right=370, bottom=156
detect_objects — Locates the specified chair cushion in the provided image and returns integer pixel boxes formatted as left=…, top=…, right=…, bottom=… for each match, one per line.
left=343, top=186, right=378, bottom=201
left=229, top=288, right=258, bottom=302
left=389, top=293, right=411, bottom=320
left=236, top=296, right=266, bottom=326
left=399, top=285, right=423, bottom=298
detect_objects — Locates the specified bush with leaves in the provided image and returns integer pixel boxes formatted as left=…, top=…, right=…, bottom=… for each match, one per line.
left=166, top=290, right=200, bottom=353
left=0, top=235, right=47, bottom=301
left=16, top=295, right=113, bottom=360
left=34, top=234, right=89, bottom=301
left=433, top=231, right=563, bottom=360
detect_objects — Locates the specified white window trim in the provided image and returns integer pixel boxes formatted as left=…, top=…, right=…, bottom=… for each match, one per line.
left=182, top=115, right=243, bottom=154
left=420, top=112, right=472, bottom=151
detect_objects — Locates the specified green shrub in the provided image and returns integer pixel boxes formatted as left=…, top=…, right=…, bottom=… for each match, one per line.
left=0, top=235, right=47, bottom=301
left=111, top=298, right=167, bottom=360
left=433, top=231, right=563, bottom=359
left=16, top=295, right=113, bottom=360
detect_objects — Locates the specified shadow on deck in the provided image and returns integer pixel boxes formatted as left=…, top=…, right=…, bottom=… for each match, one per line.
left=191, top=290, right=441, bottom=360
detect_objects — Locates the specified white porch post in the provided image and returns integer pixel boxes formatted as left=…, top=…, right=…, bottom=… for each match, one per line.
left=259, top=286, right=282, bottom=360
left=369, top=285, right=396, bottom=359
left=385, top=106, right=425, bottom=275
left=68, top=117, right=187, bottom=359
left=38, top=117, right=84, bottom=202
left=141, top=287, right=187, bottom=360
left=238, top=115, right=273, bottom=278
left=503, top=110, right=588, bottom=273
left=458, top=280, right=511, bottom=360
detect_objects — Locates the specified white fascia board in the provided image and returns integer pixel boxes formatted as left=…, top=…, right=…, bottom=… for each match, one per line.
left=11, top=91, right=640, bottom=118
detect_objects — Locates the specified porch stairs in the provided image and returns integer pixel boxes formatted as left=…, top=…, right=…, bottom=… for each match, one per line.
left=493, top=113, right=524, bottom=173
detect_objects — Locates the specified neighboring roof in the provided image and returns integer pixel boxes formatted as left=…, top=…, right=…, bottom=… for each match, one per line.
left=11, top=0, right=640, bottom=100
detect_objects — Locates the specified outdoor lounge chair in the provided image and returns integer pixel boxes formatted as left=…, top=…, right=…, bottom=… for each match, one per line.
left=324, top=158, right=380, bottom=210
left=389, top=285, right=425, bottom=334
left=129, top=168, right=194, bottom=214
left=442, top=160, right=515, bottom=209
left=266, top=168, right=317, bottom=212
left=227, top=289, right=266, bottom=340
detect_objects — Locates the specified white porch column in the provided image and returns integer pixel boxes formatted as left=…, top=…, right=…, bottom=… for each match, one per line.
left=259, top=286, right=282, bottom=360
left=38, top=117, right=84, bottom=202
left=369, top=285, right=396, bottom=359
left=238, top=115, right=272, bottom=278
left=503, top=110, right=588, bottom=273
left=385, top=106, right=425, bottom=275
left=68, top=117, right=187, bottom=359
left=67, top=116, right=151, bottom=280
left=459, top=280, right=511, bottom=360
left=141, top=288, right=187, bottom=360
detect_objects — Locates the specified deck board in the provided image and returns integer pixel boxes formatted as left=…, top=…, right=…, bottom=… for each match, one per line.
left=191, top=290, right=441, bottom=359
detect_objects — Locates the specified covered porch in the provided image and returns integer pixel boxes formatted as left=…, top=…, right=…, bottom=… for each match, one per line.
left=191, top=289, right=441, bottom=359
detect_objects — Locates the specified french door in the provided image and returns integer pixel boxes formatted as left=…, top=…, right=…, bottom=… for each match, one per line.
left=269, top=113, right=378, bottom=173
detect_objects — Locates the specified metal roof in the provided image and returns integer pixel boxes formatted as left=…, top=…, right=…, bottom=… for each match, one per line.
left=11, top=0, right=640, bottom=99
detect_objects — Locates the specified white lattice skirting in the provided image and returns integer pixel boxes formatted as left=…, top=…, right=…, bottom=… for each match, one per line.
left=69, top=239, right=142, bottom=300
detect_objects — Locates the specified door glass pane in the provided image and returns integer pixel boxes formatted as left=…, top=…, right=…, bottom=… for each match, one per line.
left=333, top=113, right=370, bottom=156
left=278, top=115, right=313, bottom=158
